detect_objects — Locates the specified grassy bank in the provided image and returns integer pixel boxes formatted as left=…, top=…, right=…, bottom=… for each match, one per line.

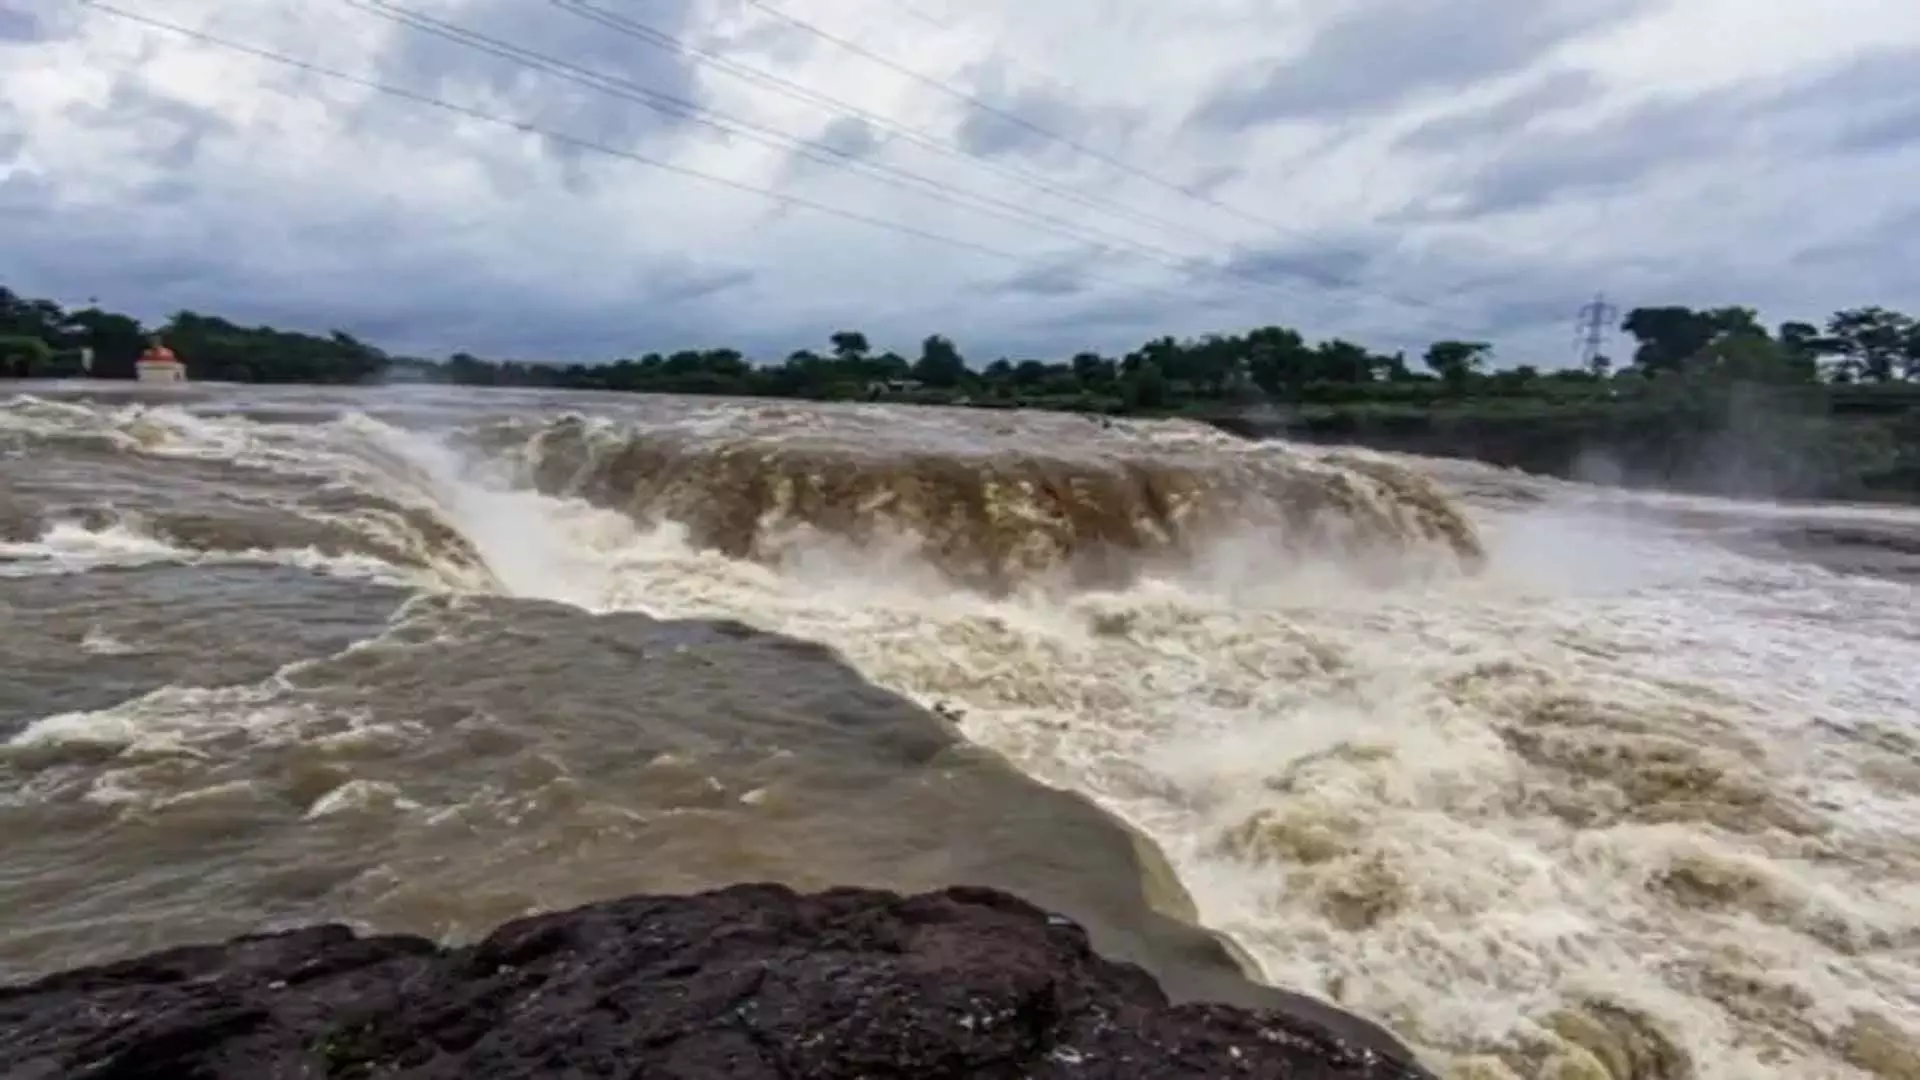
left=7, top=284, right=1919, bottom=499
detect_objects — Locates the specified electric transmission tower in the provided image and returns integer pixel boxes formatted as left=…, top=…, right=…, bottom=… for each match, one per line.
left=1575, top=293, right=1618, bottom=371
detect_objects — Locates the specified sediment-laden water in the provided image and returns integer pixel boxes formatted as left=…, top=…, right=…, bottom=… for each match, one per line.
left=2, top=382, right=1916, bottom=1080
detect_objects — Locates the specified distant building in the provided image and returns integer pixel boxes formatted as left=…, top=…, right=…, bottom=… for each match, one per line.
left=135, top=338, right=187, bottom=384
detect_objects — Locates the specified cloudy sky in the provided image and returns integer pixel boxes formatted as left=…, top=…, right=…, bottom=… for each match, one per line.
left=2, top=0, right=1917, bottom=365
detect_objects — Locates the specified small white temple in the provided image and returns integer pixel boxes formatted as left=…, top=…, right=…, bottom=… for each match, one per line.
left=135, top=340, right=187, bottom=383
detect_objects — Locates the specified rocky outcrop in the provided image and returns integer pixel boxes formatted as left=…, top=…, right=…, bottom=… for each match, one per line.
left=0, top=882, right=1433, bottom=1079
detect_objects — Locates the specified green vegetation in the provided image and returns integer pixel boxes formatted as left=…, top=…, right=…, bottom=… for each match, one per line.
left=6, top=285, right=1919, bottom=498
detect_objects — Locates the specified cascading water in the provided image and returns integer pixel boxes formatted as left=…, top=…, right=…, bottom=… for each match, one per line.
left=3, top=387, right=1917, bottom=1079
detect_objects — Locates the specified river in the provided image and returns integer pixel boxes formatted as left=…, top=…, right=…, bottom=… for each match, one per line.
left=2, top=381, right=1916, bottom=1079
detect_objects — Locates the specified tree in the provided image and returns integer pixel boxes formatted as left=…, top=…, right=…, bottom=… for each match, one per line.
left=1244, top=325, right=1311, bottom=396
left=5, top=281, right=1915, bottom=432
left=1777, top=321, right=1829, bottom=382
left=1825, top=307, right=1914, bottom=382
left=0, top=334, right=53, bottom=377
left=63, top=306, right=147, bottom=378
left=1620, top=305, right=1773, bottom=376
left=0, top=288, right=65, bottom=340
left=1125, top=337, right=1182, bottom=382
left=700, top=348, right=749, bottom=379
left=1423, top=340, right=1490, bottom=391
left=1069, top=351, right=1115, bottom=387
left=1313, top=339, right=1376, bottom=383
left=828, top=330, right=869, bottom=362
left=1120, top=358, right=1168, bottom=410
left=1688, top=332, right=1804, bottom=384
left=911, top=334, right=966, bottom=387
left=1703, top=306, right=1767, bottom=340
left=1184, top=333, right=1242, bottom=395
left=1011, top=359, right=1050, bottom=388
left=1622, top=307, right=1719, bottom=373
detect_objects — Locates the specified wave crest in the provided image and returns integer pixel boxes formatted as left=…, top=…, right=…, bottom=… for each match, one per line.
left=470, top=413, right=1484, bottom=591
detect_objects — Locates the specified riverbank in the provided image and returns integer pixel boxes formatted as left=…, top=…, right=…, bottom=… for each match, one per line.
left=12, top=370, right=1917, bottom=502
left=1194, top=398, right=1920, bottom=503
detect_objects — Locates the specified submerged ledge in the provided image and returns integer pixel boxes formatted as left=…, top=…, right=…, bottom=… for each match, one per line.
left=0, top=881, right=1433, bottom=1079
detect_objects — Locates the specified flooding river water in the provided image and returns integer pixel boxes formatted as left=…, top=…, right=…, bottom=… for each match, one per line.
left=2, top=381, right=1916, bottom=1080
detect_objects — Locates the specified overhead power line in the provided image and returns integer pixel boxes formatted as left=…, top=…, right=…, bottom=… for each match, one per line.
left=71, top=0, right=1231, bottom=310
left=77, top=2, right=1031, bottom=263
left=350, top=0, right=1355, bottom=311
left=732, top=0, right=1452, bottom=316
left=740, top=0, right=1274, bottom=230
left=549, top=0, right=1217, bottom=246
left=339, top=0, right=1470, bottom=323
left=77, top=0, right=1497, bottom=336
left=346, top=0, right=1234, bottom=279
left=356, top=0, right=1474, bottom=326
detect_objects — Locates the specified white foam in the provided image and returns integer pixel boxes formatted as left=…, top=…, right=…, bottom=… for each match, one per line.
left=0, top=518, right=416, bottom=583
left=370, top=426, right=1920, bottom=1079
left=13, top=397, right=1919, bottom=1077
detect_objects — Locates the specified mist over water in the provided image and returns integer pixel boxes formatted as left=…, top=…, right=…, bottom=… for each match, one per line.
left=3, top=382, right=1918, bottom=1079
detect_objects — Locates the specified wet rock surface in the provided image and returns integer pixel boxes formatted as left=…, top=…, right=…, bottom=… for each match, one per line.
left=0, top=882, right=1433, bottom=1079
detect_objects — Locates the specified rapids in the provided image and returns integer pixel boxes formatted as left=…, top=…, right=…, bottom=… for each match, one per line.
left=3, top=382, right=1917, bottom=1079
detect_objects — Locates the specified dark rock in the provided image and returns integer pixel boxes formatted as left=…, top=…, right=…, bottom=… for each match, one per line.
left=0, top=883, right=1433, bottom=1079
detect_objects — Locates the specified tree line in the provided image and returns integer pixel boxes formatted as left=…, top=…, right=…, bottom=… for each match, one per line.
left=5, top=284, right=1920, bottom=414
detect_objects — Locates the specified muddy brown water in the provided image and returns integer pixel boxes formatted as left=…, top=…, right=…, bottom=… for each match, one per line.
left=3, top=381, right=1918, bottom=1079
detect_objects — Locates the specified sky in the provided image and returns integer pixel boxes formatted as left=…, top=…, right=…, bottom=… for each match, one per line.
left=2, top=0, right=1918, bottom=366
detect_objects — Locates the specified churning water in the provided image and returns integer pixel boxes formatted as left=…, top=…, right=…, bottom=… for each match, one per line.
left=2, top=382, right=1916, bottom=1079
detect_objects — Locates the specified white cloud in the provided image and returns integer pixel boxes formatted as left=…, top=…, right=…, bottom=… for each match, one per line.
left=2, top=0, right=1918, bottom=365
